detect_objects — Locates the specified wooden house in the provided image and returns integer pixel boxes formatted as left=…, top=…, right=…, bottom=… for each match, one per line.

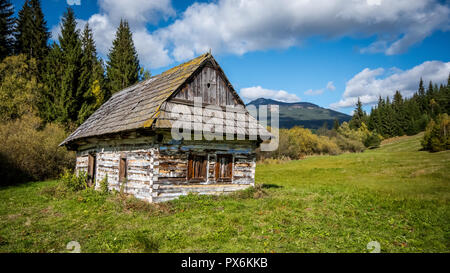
left=61, top=53, right=271, bottom=202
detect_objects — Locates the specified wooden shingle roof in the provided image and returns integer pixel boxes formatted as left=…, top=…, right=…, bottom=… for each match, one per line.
left=61, top=53, right=271, bottom=147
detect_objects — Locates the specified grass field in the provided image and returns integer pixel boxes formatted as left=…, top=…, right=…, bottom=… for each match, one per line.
left=0, top=133, right=449, bottom=253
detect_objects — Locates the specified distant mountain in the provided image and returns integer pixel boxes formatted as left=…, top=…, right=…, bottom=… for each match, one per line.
left=246, top=98, right=351, bottom=129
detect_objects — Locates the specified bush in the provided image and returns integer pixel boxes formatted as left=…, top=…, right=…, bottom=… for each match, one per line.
left=334, top=134, right=365, bottom=153
left=337, top=121, right=362, bottom=141
left=60, top=169, right=87, bottom=192
left=364, top=133, right=382, bottom=149
left=279, top=126, right=341, bottom=159
left=0, top=114, right=75, bottom=185
left=257, top=125, right=368, bottom=161
left=421, top=114, right=450, bottom=152
left=99, top=175, right=109, bottom=194
left=338, top=121, right=380, bottom=149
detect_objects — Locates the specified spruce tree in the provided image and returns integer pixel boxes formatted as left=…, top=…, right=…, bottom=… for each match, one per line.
left=29, top=0, right=49, bottom=64
left=374, top=96, right=386, bottom=136
left=14, top=0, right=49, bottom=66
left=40, top=42, right=62, bottom=123
left=77, top=23, right=107, bottom=125
left=382, top=97, right=395, bottom=137
left=349, top=97, right=366, bottom=129
left=14, top=0, right=32, bottom=54
left=417, top=78, right=426, bottom=112
left=392, top=90, right=406, bottom=135
left=0, top=0, right=14, bottom=60
left=56, top=7, right=82, bottom=124
left=106, top=19, right=140, bottom=94
left=445, top=73, right=450, bottom=113
left=333, top=118, right=340, bottom=131
left=405, top=99, right=421, bottom=135
left=368, top=107, right=377, bottom=132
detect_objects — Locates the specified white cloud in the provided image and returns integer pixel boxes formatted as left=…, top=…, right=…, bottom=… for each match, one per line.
left=158, top=0, right=449, bottom=61
left=330, top=61, right=450, bottom=109
left=326, top=81, right=336, bottom=91
left=304, top=81, right=335, bottom=96
left=98, top=0, right=175, bottom=27
left=50, top=0, right=450, bottom=68
left=240, top=86, right=300, bottom=103
left=304, top=88, right=324, bottom=96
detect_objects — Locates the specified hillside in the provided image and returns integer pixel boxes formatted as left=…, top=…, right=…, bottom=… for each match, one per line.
left=246, top=98, right=351, bottom=129
left=0, top=133, right=448, bottom=253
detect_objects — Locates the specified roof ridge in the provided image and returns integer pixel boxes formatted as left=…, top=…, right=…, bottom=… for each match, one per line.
left=61, top=52, right=213, bottom=147
left=110, top=53, right=211, bottom=99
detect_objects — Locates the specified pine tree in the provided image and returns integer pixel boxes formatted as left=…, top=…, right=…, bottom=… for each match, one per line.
left=106, top=19, right=140, bottom=94
left=349, top=97, right=366, bottom=129
left=55, top=7, right=82, bottom=124
left=382, top=97, right=395, bottom=137
left=376, top=96, right=385, bottom=136
left=40, top=42, right=62, bottom=123
left=29, top=0, right=49, bottom=65
left=77, top=23, right=107, bottom=125
left=392, top=90, right=406, bottom=135
left=14, top=0, right=50, bottom=65
left=368, top=107, right=377, bottom=132
left=333, top=118, right=340, bottom=131
left=0, top=0, right=14, bottom=60
left=444, top=73, right=450, bottom=113
left=404, top=98, right=421, bottom=135
left=417, top=78, right=426, bottom=112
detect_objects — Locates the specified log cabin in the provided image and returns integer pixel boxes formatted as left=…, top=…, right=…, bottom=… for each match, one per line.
left=60, top=53, right=271, bottom=202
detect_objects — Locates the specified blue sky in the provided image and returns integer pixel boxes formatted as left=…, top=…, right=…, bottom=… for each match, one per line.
left=11, top=0, right=450, bottom=114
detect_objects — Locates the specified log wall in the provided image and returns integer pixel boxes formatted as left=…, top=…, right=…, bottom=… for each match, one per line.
left=75, top=138, right=256, bottom=203
left=153, top=141, right=256, bottom=202
left=76, top=145, right=157, bottom=202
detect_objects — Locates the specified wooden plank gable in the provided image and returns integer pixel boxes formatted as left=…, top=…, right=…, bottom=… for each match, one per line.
left=172, top=64, right=242, bottom=108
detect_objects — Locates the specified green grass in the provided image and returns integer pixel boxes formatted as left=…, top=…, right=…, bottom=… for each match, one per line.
left=0, top=133, right=449, bottom=253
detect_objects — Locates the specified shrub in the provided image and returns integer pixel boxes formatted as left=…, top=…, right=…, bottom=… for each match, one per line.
left=364, top=133, right=382, bottom=149
left=317, top=135, right=341, bottom=155
left=99, top=174, right=109, bottom=194
left=421, top=114, right=450, bottom=152
left=0, top=114, right=75, bottom=185
left=257, top=124, right=368, bottom=160
left=334, top=134, right=365, bottom=153
left=338, top=121, right=362, bottom=141
left=60, top=169, right=87, bottom=192
left=279, top=126, right=341, bottom=159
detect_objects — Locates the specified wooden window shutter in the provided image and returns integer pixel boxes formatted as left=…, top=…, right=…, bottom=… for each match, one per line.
left=227, top=158, right=233, bottom=178
left=216, top=155, right=233, bottom=183
left=87, top=154, right=95, bottom=187
left=202, top=156, right=207, bottom=179
left=215, top=159, right=220, bottom=181
left=119, top=155, right=127, bottom=182
left=187, top=154, right=207, bottom=182
left=187, top=154, right=193, bottom=180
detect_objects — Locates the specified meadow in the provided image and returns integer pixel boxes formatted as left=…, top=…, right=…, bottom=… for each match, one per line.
left=0, top=133, right=448, bottom=253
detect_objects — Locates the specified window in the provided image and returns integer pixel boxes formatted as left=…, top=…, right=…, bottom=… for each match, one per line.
left=187, top=154, right=207, bottom=182
left=119, top=155, right=127, bottom=182
left=216, top=154, right=233, bottom=182
left=87, top=154, right=96, bottom=187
